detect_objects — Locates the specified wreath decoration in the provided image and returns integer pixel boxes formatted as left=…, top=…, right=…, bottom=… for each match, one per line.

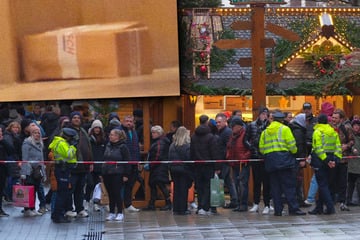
left=315, top=55, right=338, bottom=77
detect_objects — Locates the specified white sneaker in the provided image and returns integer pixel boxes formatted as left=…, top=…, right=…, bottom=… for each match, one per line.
left=190, top=202, right=198, bottom=209
left=304, top=200, right=314, bottom=205
left=77, top=210, right=89, bottom=217
left=94, top=204, right=100, bottom=212
left=106, top=213, right=116, bottom=221
left=24, top=209, right=37, bottom=217
left=197, top=209, right=208, bottom=215
left=262, top=206, right=270, bottom=215
left=65, top=211, right=77, bottom=217
left=249, top=204, right=259, bottom=213
left=115, top=213, right=124, bottom=221
left=125, top=205, right=140, bottom=212
left=269, top=205, right=274, bottom=211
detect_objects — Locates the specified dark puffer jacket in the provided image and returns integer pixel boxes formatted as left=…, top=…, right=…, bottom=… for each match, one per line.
left=102, top=139, right=131, bottom=176
left=190, top=124, right=222, bottom=170
left=148, top=136, right=170, bottom=185
left=245, top=118, right=268, bottom=159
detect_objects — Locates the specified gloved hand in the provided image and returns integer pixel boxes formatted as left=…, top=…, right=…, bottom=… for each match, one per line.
left=20, top=175, right=27, bottom=180
left=70, top=139, right=78, bottom=146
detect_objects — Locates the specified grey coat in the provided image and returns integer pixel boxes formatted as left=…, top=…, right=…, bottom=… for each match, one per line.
left=21, top=137, right=45, bottom=176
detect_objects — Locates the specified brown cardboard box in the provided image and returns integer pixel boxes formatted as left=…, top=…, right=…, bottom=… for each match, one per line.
left=21, top=22, right=153, bottom=81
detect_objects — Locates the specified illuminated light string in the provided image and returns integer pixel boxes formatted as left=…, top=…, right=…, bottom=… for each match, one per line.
left=1, top=156, right=358, bottom=165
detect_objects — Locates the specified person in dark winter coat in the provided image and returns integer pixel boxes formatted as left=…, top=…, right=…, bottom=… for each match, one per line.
left=0, top=127, right=11, bottom=216
left=68, top=111, right=93, bottom=218
left=87, top=119, right=106, bottom=211
left=245, top=107, right=271, bottom=213
left=102, top=129, right=131, bottom=222
left=289, top=113, right=307, bottom=206
left=191, top=115, right=222, bottom=215
left=226, top=117, right=252, bottom=212
left=121, top=115, right=141, bottom=212
left=144, top=125, right=171, bottom=211
left=3, top=121, right=22, bottom=201
left=168, top=126, right=192, bottom=215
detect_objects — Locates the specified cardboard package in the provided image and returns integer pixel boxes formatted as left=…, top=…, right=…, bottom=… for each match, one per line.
left=21, top=22, right=153, bottom=81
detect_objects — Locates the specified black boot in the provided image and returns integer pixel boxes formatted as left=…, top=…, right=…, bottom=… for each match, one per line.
left=160, top=199, right=172, bottom=211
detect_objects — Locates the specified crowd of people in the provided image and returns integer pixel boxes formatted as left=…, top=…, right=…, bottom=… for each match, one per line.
left=0, top=101, right=359, bottom=223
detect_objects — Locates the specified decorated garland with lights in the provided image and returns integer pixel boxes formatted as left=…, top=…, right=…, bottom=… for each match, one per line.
left=315, top=55, right=338, bottom=77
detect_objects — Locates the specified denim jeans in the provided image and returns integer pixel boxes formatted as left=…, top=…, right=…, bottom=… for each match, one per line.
left=306, top=174, right=318, bottom=202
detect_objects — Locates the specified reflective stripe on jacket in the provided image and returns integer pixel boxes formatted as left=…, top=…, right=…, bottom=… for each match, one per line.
left=259, top=121, right=297, bottom=155
left=312, top=123, right=342, bottom=161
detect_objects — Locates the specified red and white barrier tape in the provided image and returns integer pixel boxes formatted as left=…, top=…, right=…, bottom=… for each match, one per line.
left=0, top=155, right=359, bottom=165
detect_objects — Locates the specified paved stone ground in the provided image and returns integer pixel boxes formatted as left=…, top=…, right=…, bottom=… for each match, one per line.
left=2, top=200, right=360, bottom=240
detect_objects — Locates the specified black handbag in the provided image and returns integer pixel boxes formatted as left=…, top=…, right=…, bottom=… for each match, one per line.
left=31, top=165, right=43, bottom=180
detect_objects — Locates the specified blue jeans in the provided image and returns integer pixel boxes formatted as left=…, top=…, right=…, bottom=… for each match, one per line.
left=306, top=174, right=318, bottom=203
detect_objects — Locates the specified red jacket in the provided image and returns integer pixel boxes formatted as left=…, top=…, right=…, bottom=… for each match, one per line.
left=226, top=128, right=251, bottom=166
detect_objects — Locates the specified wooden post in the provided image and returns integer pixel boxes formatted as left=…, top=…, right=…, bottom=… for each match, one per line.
left=251, top=4, right=267, bottom=118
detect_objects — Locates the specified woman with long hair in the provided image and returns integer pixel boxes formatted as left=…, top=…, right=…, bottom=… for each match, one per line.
left=169, top=126, right=192, bottom=215
left=21, top=126, right=46, bottom=216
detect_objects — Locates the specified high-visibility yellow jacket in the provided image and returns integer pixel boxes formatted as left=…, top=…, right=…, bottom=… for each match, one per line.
left=49, top=136, right=77, bottom=164
left=312, top=123, right=342, bottom=161
left=259, top=121, right=297, bottom=155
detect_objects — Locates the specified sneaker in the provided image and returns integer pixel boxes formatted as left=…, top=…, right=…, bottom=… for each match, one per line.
left=304, top=200, right=314, bottom=205
left=340, top=203, right=350, bottom=211
left=197, top=209, right=208, bottom=215
left=125, top=205, right=140, bottom=212
left=65, top=211, right=77, bottom=218
left=190, top=202, right=198, bottom=209
left=77, top=210, right=89, bottom=217
left=115, top=213, right=124, bottom=221
left=262, top=206, right=270, bottom=215
left=269, top=205, right=274, bottom=211
left=94, top=204, right=101, bottom=212
left=249, top=204, right=259, bottom=213
left=24, top=209, right=37, bottom=217
left=0, top=210, right=9, bottom=217
left=106, top=213, right=116, bottom=221
left=38, top=207, right=47, bottom=215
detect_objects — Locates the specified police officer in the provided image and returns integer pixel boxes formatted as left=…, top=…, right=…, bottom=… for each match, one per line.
left=48, top=128, right=78, bottom=223
left=308, top=114, right=341, bottom=215
left=259, top=110, right=306, bottom=216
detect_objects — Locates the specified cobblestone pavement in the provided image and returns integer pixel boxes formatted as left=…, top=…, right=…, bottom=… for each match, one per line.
left=3, top=200, right=360, bottom=240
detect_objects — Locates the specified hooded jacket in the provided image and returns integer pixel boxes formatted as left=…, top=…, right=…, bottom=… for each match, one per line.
left=312, top=123, right=342, bottom=161
left=49, top=136, right=77, bottom=164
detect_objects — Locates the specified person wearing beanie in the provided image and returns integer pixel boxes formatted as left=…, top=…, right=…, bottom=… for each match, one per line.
left=227, top=116, right=251, bottom=212
left=308, top=113, right=341, bottom=215
left=244, top=106, right=270, bottom=214
left=259, top=110, right=306, bottom=216
left=68, top=111, right=93, bottom=218
left=88, top=119, right=106, bottom=212
left=289, top=113, right=308, bottom=207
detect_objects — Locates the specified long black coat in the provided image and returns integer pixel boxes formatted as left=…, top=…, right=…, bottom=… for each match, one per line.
left=148, top=136, right=170, bottom=185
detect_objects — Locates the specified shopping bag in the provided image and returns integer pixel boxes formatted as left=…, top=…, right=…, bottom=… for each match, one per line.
left=99, top=182, right=109, bottom=205
left=170, top=181, right=195, bottom=203
left=12, top=185, right=35, bottom=208
left=210, top=174, right=225, bottom=207
left=92, top=183, right=102, bottom=203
